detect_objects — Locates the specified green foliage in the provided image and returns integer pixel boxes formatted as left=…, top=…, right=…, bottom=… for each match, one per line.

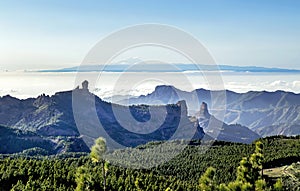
left=0, top=136, right=298, bottom=190
left=75, top=166, right=92, bottom=191
left=199, top=167, right=217, bottom=191
left=273, top=179, right=283, bottom=191
left=236, top=157, right=252, bottom=183
left=89, top=137, right=108, bottom=191
left=254, top=179, right=267, bottom=191
left=134, top=177, right=143, bottom=191
left=197, top=141, right=285, bottom=191
left=90, top=137, right=107, bottom=163
left=226, top=181, right=252, bottom=191
left=250, top=141, right=264, bottom=181
left=280, top=162, right=300, bottom=190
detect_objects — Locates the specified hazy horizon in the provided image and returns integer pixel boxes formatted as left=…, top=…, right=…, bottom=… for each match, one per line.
left=0, top=71, right=299, bottom=100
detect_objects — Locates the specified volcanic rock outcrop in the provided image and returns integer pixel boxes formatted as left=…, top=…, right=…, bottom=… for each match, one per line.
left=197, top=102, right=260, bottom=143
left=0, top=82, right=205, bottom=154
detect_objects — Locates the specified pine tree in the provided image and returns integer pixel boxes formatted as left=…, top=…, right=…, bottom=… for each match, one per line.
left=135, top=177, right=143, bottom=191
left=90, top=137, right=108, bottom=191
left=249, top=141, right=264, bottom=181
left=199, top=167, right=217, bottom=191
left=254, top=179, right=267, bottom=191
left=75, top=166, right=91, bottom=191
left=273, top=179, right=283, bottom=191
left=236, top=157, right=253, bottom=184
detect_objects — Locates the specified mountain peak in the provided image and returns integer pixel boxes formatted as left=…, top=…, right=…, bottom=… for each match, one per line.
left=154, top=85, right=175, bottom=92
left=199, top=102, right=210, bottom=119
left=82, top=80, right=89, bottom=91
left=33, top=94, right=51, bottom=107
left=176, top=100, right=188, bottom=116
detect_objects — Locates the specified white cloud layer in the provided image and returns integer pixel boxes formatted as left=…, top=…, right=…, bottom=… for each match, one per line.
left=0, top=71, right=299, bottom=99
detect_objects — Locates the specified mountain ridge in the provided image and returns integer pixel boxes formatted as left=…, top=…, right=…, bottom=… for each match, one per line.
left=116, top=85, right=300, bottom=137
left=39, top=64, right=300, bottom=73
left=0, top=83, right=264, bottom=154
left=0, top=86, right=204, bottom=154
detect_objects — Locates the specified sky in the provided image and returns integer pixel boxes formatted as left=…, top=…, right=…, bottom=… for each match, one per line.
left=0, top=0, right=300, bottom=70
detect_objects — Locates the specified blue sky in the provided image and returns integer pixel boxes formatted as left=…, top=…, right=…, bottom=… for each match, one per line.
left=0, top=0, right=300, bottom=70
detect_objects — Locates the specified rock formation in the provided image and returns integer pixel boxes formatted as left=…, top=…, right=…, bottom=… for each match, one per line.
left=82, top=80, right=89, bottom=90
left=196, top=102, right=260, bottom=143
left=0, top=84, right=205, bottom=153
left=199, top=102, right=211, bottom=119
left=123, top=85, right=300, bottom=137
left=177, top=100, right=188, bottom=116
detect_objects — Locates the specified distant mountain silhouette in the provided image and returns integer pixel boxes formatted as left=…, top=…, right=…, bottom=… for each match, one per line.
left=117, top=85, right=300, bottom=137
left=40, top=64, right=300, bottom=73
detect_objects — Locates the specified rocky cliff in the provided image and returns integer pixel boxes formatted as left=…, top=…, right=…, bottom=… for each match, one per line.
left=0, top=85, right=204, bottom=154
left=197, top=102, right=260, bottom=144
left=121, top=85, right=300, bottom=137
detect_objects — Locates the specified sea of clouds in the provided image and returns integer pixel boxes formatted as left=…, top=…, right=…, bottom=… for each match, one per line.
left=0, top=71, right=299, bottom=100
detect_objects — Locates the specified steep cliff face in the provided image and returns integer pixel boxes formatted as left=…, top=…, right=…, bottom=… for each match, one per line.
left=0, top=92, right=78, bottom=136
left=222, top=91, right=300, bottom=137
left=74, top=92, right=204, bottom=148
left=197, top=102, right=260, bottom=144
left=199, top=102, right=211, bottom=119
left=0, top=88, right=204, bottom=153
left=123, top=86, right=300, bottom=137
left=0, top=95, right=35, bottom=126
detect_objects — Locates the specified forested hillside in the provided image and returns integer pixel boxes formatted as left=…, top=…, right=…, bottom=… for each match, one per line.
left=0, top=136, right=299, bottom=190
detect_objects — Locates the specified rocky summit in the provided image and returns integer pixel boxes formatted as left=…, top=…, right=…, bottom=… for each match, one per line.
left=0, top=82, right=270, bottom=155
left=0, top=83, right=205, bottom=155
left=122, top=85, right=300, bottom=137
left=197, top=102, right=260, bottom=144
